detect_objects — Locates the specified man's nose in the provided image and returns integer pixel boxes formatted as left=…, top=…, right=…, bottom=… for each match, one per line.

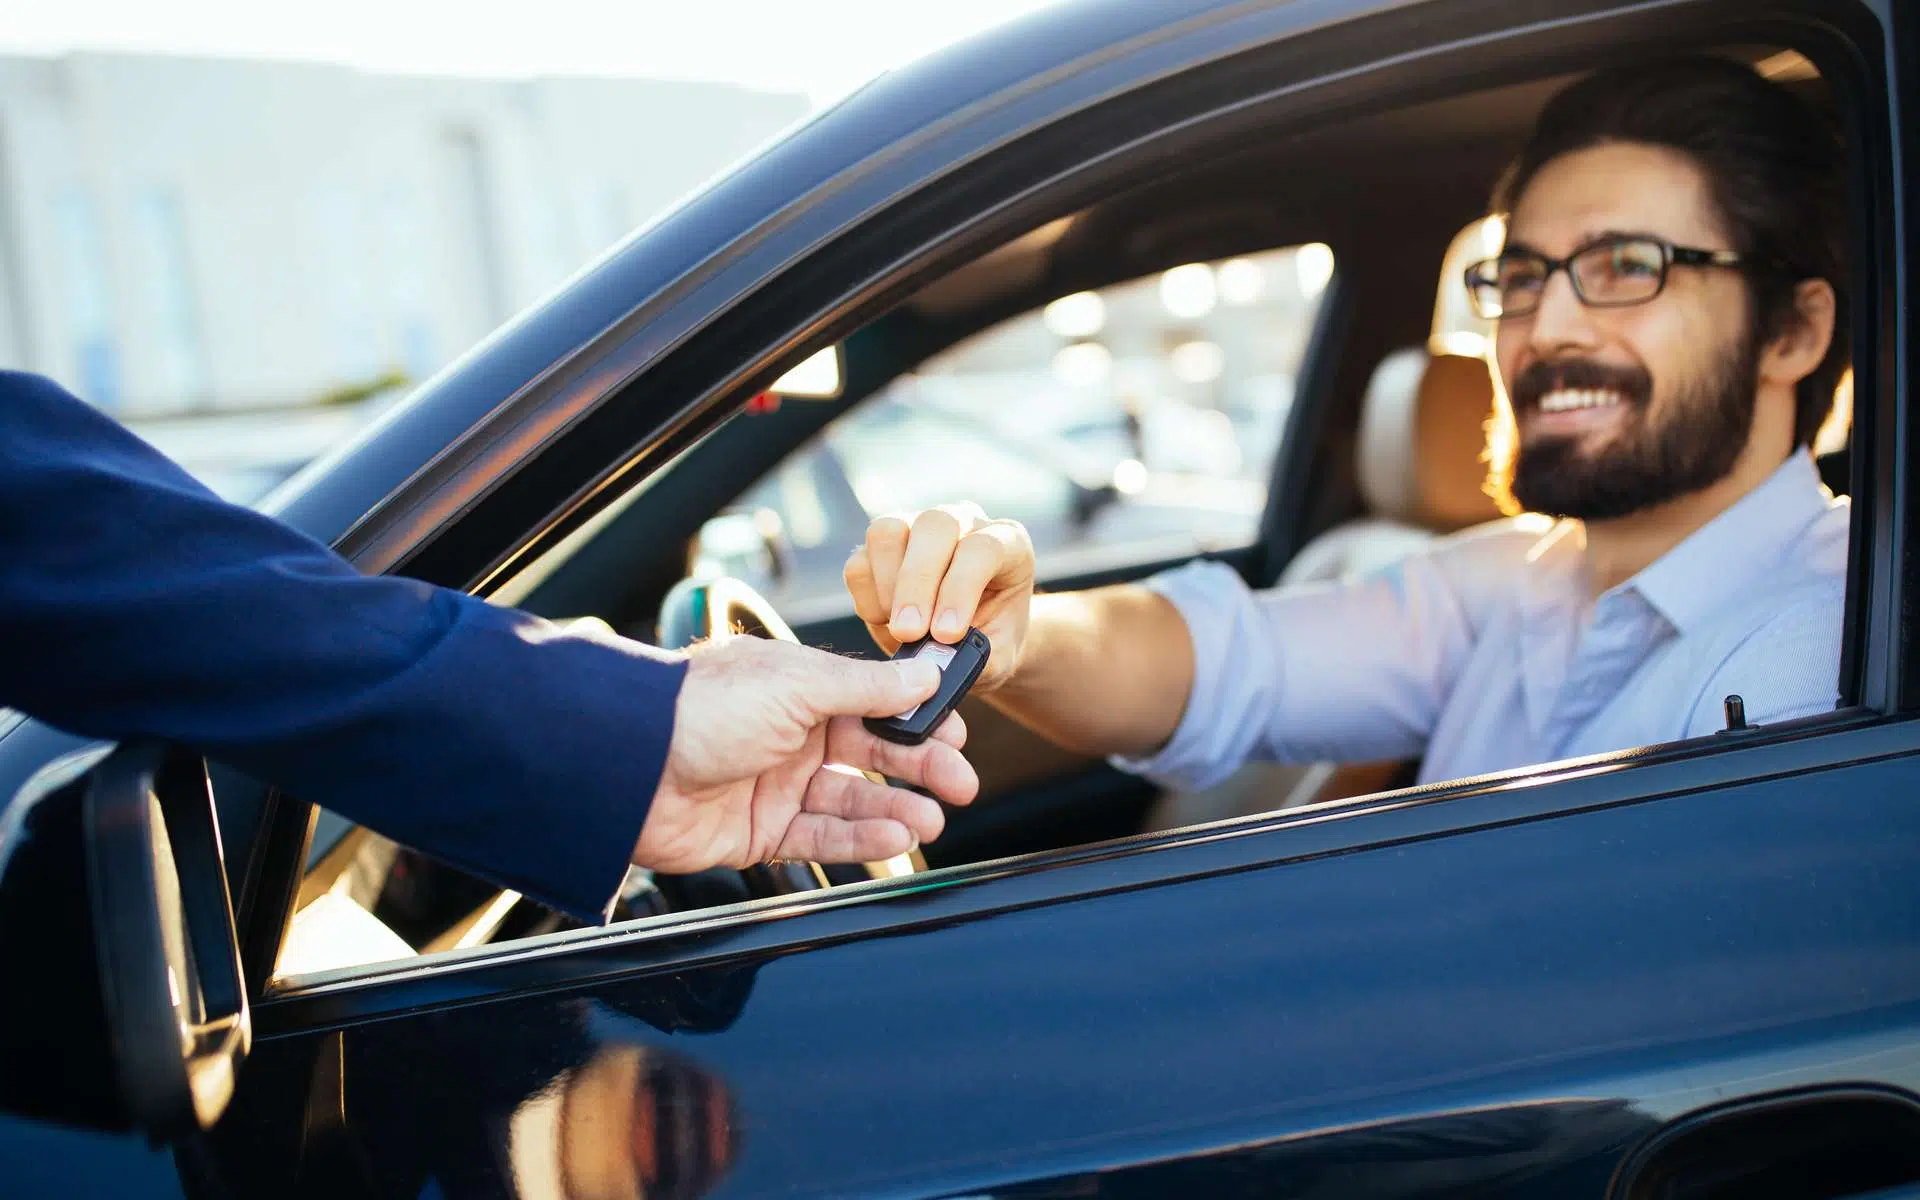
left=1525, top=268, right=1599, bottom=354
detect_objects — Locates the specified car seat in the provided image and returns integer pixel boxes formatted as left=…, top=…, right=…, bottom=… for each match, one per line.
left=1281, top=345, right=1503, bottom=585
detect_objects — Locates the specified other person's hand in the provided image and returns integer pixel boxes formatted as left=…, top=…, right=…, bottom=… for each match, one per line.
left=634, top=636, right=978, bottom=874
left=844, top=503, right=1035, bottom=691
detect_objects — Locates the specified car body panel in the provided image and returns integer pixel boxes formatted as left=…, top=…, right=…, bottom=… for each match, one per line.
left=212, top=739, right=1920, bottom=1196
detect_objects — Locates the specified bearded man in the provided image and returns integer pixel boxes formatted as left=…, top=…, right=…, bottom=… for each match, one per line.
left=840, top=55, right=1851, bottom=789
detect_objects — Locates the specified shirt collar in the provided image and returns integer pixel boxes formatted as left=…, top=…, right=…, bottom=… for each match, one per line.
left=1625, top=451, right=1835, bottom=635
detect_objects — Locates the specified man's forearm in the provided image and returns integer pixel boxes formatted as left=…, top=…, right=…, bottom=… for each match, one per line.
left=985, top=584, right=1194, bottom=757
left=0, top=370, right=682, bottom=922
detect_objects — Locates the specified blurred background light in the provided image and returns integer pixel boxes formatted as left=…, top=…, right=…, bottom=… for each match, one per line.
left=1294, top=242, right=1335, bottom=299
left=1158, top=263, right=1217, bottom=320
left=1042, top=290, right=1106, bottom=339
left=1168, top=339, right=1225, bottom=384
left=1051, top=341, right=1112, bottom=387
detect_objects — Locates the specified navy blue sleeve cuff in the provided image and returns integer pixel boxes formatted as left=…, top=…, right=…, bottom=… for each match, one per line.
left=216, top=600, right=691, bottom=925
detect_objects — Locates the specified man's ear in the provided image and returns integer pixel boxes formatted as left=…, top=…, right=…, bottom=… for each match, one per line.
left=1759, top=277, right=1838, bottom=387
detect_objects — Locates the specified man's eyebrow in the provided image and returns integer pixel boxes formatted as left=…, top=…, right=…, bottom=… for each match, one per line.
left=1503, top=228, right=1667, bottom=257
left=1583, top=227, right=1665, bottom=246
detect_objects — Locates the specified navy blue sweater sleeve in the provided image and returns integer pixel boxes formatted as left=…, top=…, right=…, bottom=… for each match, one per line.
left=0, top=371, right=686, bottom=922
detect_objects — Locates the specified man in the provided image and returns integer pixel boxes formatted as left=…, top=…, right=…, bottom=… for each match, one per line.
left=844, top=57, right=1849, bottom=792
left=1, top=370, right=978, bottom=924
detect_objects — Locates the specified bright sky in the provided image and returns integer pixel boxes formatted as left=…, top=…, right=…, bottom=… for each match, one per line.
left=0, top=0, right=1066, bottom=107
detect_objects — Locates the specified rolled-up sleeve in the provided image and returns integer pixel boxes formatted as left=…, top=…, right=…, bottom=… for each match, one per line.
left=1110, top=530, right=1524, bottom=790
left=1109, top=561, right=1282, bottom=791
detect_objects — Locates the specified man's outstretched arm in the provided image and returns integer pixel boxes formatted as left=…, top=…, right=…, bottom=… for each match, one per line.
left=0, top=372, right=975, bottom=921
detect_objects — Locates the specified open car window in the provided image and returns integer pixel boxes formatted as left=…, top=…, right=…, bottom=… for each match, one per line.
left=266, top=50, right=1862, bottom=991
left=271, top=243, right=1338, bottom=983
left=692, top=243, right=1334, bottom=622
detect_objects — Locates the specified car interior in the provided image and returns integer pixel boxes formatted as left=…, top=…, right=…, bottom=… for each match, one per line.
left=269, top=44, right=1858, bottom=983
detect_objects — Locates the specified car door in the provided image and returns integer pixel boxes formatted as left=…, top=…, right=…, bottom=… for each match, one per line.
left=5, top=0, right=1917, bottom=1197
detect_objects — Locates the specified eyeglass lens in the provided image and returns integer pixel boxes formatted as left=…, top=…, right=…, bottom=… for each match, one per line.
left=1471, top=238, right=1668, bottom=318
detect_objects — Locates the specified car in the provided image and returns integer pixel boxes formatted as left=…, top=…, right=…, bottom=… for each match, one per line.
left=3, top=0, right=1919, bottom=1196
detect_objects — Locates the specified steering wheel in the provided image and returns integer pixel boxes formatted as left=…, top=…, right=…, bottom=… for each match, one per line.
left=654, top=575, right=927, bottom=897
left=656, top=574, right=801, bottom=650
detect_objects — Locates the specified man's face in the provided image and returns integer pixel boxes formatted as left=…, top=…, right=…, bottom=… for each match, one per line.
left=1495, top=141, right=1759, bottom=521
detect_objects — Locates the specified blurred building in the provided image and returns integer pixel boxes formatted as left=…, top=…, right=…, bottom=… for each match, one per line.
left=0, top=52, right=808, bottom=421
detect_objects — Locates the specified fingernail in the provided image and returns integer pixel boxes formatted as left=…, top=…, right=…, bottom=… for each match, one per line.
left=934, top=609, right=962, bottom=637
left=893, top=605, right=922, bottom=630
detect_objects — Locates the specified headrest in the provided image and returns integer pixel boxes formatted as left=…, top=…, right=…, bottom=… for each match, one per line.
left=1355, top=347, right=1502, bottom=531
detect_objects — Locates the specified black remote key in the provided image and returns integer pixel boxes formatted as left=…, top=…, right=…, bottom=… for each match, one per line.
left=863, top=628, right=991, bottom=745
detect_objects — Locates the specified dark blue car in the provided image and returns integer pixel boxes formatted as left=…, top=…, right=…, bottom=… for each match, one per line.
left=3, top=0, right=1919, bottom=1196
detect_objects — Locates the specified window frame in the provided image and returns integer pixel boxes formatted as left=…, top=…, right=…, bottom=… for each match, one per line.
left=245, top=0, right=1912, bottom=1016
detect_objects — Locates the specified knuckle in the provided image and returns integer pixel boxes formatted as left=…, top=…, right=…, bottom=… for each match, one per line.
left=895, top=552, right=951, bottom=594
left=988, top=516, right=1032, bottom=543
left=878, top=739, right=920, bottom=779
left=866, top=740, right=904, bottom=779
left=937, top=501, right=985, bottom=532
left=866, top=516, right=910, bottom=550
left=956, top=530, right=1004, bottom=561
left=895, top=559, right=942, bottom=591
left=910, top=508, right=961, bottom=540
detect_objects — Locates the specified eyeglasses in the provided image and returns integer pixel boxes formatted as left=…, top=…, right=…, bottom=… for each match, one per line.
left=1464, top=234, right=1756, bottom=320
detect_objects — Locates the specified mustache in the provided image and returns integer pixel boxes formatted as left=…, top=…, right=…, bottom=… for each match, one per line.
left=1510, top=358, right=1653, bottom=413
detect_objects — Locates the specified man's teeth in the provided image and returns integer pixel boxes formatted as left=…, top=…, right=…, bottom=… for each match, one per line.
left=1537, top=388, right=1624, bottom=413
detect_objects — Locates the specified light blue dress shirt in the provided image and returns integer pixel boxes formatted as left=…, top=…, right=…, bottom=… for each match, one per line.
left=1115, top=451, right=1849, bottom=791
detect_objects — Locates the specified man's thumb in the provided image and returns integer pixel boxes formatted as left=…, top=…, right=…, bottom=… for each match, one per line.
left=801, top=650, right=941, bottom=718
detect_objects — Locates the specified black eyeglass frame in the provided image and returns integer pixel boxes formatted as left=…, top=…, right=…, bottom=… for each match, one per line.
left=1462, top=235, right=1771, bottom=320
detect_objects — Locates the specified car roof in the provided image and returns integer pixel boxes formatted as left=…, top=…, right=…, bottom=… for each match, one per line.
left=254, top=0, right=1414, bottom=550
left=257, top=0, right=1816, bottom=573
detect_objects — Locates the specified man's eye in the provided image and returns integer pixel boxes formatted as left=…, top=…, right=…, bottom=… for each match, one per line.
left=1605, top=246, right=1662, bottom=277
left=1498, top=264, right=1545, bottom=290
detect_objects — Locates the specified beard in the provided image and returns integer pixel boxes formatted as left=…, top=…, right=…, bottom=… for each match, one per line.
left=1502, top=327, right=1759, bottom=521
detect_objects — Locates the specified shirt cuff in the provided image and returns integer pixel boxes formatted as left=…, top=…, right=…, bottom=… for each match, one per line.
left=1107, top=559, right=1272, bottom=792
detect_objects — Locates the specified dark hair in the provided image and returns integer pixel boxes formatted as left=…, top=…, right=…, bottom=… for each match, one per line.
left=1492, top=56, right=1849, bottom=449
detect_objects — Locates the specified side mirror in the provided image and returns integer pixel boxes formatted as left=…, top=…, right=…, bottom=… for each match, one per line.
left=84, top=744, right=250, bottom=1139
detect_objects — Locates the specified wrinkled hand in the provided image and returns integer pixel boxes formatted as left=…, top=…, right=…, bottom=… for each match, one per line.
left=633, top=637, right=978, bottom=874
left=844, top=503, right=1035, bottom=691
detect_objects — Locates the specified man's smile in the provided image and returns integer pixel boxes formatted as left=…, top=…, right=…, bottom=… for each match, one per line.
left=1537, top=387, right=1627, bottom=413
left=1523, top=386, right=1634, bottom=439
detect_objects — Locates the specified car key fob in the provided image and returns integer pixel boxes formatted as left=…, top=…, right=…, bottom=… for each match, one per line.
left=863, top=628, right=991, bottom=745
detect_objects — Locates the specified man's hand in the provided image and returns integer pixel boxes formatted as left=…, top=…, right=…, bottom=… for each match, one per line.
left=844, top=502, right=1194, bottom=759
left=633, top=636, right=979, bottom=874
left=844, top=503, right=1036, bottom=691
